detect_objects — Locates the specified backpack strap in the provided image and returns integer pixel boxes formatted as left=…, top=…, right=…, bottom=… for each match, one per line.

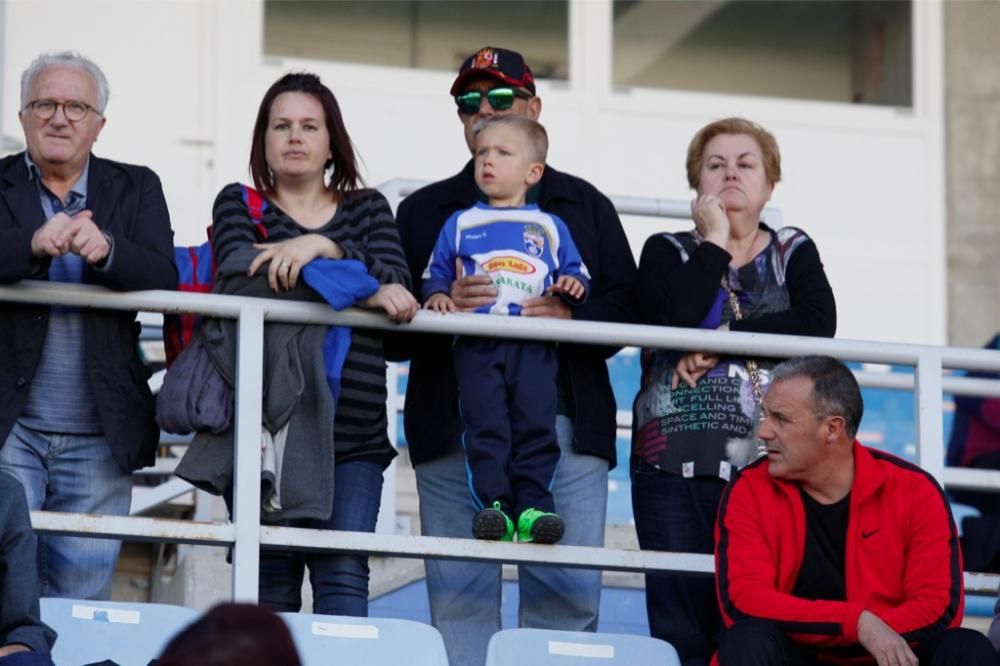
left=241, top=184, right=270, bottom=240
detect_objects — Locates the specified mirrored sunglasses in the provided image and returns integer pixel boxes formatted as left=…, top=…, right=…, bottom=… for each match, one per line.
left=454, top=87, right=533, bottom=115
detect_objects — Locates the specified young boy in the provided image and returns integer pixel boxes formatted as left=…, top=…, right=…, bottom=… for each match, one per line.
left=422, top=115, right=590, bottom=544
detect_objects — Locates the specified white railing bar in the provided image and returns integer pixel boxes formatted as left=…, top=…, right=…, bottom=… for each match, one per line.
left=29, top=511, right=235, bottom=545
left=231, top=306, right=265, bottom=603
left=9, top=281, right=1000, bottom=596
left=606, top=376, right=1000, bottom=433
left=382, top=179, right=783, bottom=227
left=25, top=511, right=1000, bottom=592
left=5, top=282, right=1000, bottom=372
left=854, top=370, right=1000, bottom=398
left=27, top=510, right=716, bottom=577
left=130, top=478, right=194, bottom=515
left=965, top=572, right=1000, bottom=595
left=390, top=178, right=430, bottom=199
left=943, top=467, right=1000, bottom=492
left=260, top=526, right=715, bottom=575
left=132, top=458, right=180, bottom=476
left=915, top=354, right=946, bottom=481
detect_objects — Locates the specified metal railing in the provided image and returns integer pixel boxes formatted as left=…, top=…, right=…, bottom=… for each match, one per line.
left=378, top=178, right=785, bottom=228
left=3, top=279, right=1000, bottom=599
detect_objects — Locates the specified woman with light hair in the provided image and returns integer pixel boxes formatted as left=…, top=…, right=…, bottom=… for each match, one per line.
left=630, top=118, right=837, bottom=665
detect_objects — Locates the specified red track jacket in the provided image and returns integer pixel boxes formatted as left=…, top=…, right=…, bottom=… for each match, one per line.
left=715, top=442, right=964, bottom=664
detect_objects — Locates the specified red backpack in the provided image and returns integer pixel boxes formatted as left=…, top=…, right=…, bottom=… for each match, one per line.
left=163, top=185, right=268, bottom=367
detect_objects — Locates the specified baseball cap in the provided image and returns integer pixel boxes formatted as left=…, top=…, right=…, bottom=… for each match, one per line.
left=450, top=47, right=536, bottom=96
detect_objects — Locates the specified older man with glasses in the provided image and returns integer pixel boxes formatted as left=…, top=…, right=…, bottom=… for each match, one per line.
left=393, top=46, right=638, bottom=666
left=0, top=51, right=176, bottom=600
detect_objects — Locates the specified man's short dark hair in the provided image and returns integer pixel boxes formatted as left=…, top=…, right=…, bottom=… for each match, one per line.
left=771, top=355, right=863, bottom=439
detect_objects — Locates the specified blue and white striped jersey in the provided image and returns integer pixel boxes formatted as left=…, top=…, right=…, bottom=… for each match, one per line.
left=422, top=202, right=590, bottom=315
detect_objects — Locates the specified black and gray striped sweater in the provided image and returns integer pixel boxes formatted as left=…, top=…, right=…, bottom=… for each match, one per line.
left=212, top=182, right=411, bottom=466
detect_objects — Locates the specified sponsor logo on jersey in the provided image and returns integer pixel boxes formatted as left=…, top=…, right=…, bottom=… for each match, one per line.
left=482, top=256, right=536, bottom=274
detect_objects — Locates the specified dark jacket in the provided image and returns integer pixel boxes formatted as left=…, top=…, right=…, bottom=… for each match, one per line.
left=0, top=472, right=57, bottom=653
left=173, top=268, right=337, bottom=523
left=393, top=160, right=638, bottom=467
left=0, top=152, right=177, bottom=472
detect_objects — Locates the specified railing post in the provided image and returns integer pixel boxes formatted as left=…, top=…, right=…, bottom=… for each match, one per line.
left=231, top=306, right=265, bottom=602
left=376, top=362, right=398, bottom=535
left=915, top=353, right=945, bottom=484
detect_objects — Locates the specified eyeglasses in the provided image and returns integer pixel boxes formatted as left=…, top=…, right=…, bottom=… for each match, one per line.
left=23, top=99, right=101, bottom=122
left=454, top=87, right=533, bottom=115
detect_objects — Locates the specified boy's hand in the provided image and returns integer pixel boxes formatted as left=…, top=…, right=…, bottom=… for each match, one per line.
left=547, top=275, right=585, bottom=301
left=425, top=292, right=458, bottom=313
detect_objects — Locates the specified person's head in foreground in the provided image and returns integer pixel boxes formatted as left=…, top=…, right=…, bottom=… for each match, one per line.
left=156, top=603, right=301, bottom=666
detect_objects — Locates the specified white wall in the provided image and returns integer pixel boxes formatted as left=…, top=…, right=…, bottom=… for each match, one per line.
left=2, top=0, right=215, bottom=245
left=2, top=0, right=946, bottom=345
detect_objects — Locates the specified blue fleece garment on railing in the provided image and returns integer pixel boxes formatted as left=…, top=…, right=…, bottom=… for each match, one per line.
left=301, top=258, right=380, bottom=406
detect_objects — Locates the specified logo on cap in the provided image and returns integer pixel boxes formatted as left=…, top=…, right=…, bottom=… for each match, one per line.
left=473, top=48, right=498, bottom=71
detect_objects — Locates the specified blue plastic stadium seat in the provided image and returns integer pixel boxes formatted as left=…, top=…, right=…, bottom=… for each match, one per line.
left=279, top=612, right=448, bottom=666
left=966, top=593, right=997, bottom=618
left=40, top=598, right=198, bottom=666
left=485, top=628, right=680, bottom=665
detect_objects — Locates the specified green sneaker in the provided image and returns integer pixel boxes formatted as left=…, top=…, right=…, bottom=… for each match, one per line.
left=473, top=501, right=514, bottom=541
left=517, top=508, right=565, bottom=544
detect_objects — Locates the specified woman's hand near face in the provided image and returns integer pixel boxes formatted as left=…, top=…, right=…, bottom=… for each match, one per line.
left=691, top=194, right=730, bottom=248
left=361, top=283, right=419, bottom=322
left=249, top=235, right=344, bottom=292
left=672, top=351, right=721, bottom=389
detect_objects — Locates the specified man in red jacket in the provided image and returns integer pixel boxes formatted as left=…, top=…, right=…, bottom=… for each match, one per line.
left=714, top=355, right=997, bottom=665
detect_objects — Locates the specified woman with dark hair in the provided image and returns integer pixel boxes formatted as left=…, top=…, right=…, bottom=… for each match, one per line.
left=211, top=72, right=417, bottom=616
left=631, top=117, right=836, bottom=665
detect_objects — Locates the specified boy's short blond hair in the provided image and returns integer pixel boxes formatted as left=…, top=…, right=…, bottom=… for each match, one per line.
left=474, top=115, right=548, bottom=164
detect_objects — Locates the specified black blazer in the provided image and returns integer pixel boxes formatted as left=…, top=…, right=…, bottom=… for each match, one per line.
left=0, top=152, right=177, bottom=472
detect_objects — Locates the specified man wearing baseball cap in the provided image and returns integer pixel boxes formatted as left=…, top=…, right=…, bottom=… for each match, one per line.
left=395, top=47, right=638, bottom=665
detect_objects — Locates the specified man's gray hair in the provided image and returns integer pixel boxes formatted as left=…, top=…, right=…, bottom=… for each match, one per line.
left=771, top=355, right=864, bottom=440
left=21, top=51, right=110, bottom=114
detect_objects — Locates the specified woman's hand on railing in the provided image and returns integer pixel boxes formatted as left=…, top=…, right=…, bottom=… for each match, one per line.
left=360, top=283, right=419, bottom=322
left=672, top=351, right=721, bottom=389
left=249, top=236, right=344, bottom=292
